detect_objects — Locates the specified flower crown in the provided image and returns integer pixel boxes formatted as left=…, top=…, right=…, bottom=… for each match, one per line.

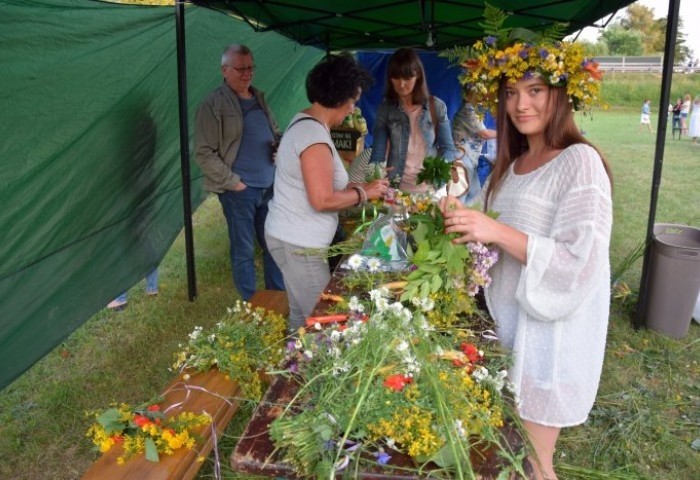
left=445, top=4, right=604, bottom=115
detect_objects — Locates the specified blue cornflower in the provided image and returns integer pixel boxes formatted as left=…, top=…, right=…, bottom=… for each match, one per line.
left=484, top=35, right=497, bottom=46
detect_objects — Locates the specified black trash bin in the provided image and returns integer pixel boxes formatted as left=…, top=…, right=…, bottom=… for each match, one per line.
left=644, top=224, right=700, bottom=338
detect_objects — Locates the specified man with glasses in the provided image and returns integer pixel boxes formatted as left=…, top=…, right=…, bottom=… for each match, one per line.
left=194, top=44, right=284, bottom=301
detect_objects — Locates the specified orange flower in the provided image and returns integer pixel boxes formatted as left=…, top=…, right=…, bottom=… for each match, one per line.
left=111, top=435, right=124, bottom=444
left=584, top=61, right=603, bottom=80
left=133, top=414, right=151, bottom=428
left=384, top=374, right=412, bottom=392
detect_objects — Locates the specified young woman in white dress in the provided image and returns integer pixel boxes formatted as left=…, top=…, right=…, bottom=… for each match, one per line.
left=440, top=61, right=613, bottom=479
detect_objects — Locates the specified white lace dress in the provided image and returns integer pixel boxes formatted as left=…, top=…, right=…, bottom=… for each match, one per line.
left=484, top=144, right=613, bottom=427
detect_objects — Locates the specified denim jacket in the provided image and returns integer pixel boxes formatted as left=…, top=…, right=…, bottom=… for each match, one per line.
left=369, top=96, right=456, bottom=181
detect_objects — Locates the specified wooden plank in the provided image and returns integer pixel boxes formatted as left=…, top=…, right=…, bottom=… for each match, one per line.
left=249, top=289, right=289, bottom=317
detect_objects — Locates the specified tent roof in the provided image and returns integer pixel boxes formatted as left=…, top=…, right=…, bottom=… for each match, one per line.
left=194, top=0, right=637, bottom=51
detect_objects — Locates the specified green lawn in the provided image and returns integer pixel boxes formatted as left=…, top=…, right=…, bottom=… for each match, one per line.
left=0, top=109, right=698, bottom=480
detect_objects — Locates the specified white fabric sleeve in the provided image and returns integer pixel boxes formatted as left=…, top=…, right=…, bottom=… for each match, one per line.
left=515, top=146, right=612, bottom=321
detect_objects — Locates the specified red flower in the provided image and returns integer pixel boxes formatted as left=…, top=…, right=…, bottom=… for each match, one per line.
left=383, top=374, right=412, bottom=392
left=460, top=342, right=481, bottom=363
left=133, top=414, right=151, bottom=428
left=111, top=435, right=124, bottom=444
left=147, top=404, right=161, bottom=412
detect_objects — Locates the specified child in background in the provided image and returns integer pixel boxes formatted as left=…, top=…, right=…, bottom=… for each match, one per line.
left=639, top=99, right=652, bottom=133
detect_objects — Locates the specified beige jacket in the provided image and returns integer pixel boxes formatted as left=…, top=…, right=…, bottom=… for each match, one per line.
left=194, top=81, right=280, bottom=193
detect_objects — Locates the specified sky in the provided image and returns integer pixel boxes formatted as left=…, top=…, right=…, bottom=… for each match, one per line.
left=569, top=0, right=700, bottom=58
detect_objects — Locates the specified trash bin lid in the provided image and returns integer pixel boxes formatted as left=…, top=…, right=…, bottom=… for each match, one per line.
left=653, top=223, right=700, bottom=259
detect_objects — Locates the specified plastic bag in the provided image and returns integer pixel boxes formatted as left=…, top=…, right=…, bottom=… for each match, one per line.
left=361, top=213, right=408, bottom=265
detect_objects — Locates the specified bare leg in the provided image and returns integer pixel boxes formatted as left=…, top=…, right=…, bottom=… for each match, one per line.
left=523, top=420, right=560, bottom=480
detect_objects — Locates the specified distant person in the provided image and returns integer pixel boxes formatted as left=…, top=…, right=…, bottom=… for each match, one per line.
left=107, top=269, right=159, bottom=311
left=194, top=44, right=285, bottom=301
left=672, top=98, right=683, bottom=137
left=451, top=87, right=497, bottom=204
left=369, top=48, right=457, bottom=192
left=639, top=99, right=652, bottom=133
left=690, top=95, right=700, bottom=146
left=680, top=94, right=691, bottom=136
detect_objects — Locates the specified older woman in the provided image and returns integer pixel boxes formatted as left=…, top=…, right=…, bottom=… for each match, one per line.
left=265, top=53, right=389, bottom=332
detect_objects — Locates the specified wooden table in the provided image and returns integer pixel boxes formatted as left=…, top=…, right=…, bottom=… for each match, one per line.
left=231, top=275, right=525, bottom=479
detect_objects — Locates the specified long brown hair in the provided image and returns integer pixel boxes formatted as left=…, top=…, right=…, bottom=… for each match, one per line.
left=384, top=48, right=429, bottom=105
left=484, top=80, right=612, bottom=210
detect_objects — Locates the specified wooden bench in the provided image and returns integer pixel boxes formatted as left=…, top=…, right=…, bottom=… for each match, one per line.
left=82, top=290, right=289, bottom=480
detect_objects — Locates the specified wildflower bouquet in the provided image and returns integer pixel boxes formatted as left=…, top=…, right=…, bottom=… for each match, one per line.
left=172, top=300, right=287, bottom=399
left=269, top=294, right=525, bottom=479
left=85, top=402, right=211, bottom=464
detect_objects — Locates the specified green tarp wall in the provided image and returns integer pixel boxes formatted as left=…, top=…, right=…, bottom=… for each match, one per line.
left=0, top=0, right=323, bottom=390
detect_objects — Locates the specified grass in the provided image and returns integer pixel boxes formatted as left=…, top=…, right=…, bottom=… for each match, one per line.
left=0, top=109, right=699, bottom=480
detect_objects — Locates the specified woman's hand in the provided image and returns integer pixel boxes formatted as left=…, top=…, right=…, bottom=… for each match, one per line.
left=363, top=178, right=390, bottom=200
left=439, top=195, right=528, bottom=264
left=441, top=198, right=501, bottom=245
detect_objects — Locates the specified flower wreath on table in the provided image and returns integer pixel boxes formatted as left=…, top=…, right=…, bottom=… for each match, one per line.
left=442, top=3, right=605, bottom=116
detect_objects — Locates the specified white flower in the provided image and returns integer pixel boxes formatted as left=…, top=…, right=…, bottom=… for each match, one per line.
left=330, top=330, right=341, bottom=342
left=420, top=297, right=434, bottom=312
left=375, top=297, right=389, bottom=311
left=471, top=365, right=489, bottom=383
left=314, top=322, right=322, bottom=330
left=294, top=339, right=303, bottom=350
left=347, top=254, right=363, bottom=270
left=208, top=334, right=216, bottom=343
left=455, top=419, right=466, bottom=438
left=369, top=288, right=384, bottom=301
left=386, top=438, right=396, bottom=449
left=348, top=296, right=364, bottom=313
left=366, top=257, right=381, bottom=272
left=303, top=350, right=314, bottom=360
left=396, top=340, right=409, bottom=352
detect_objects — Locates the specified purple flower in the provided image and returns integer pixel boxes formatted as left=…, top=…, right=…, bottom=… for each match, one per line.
left=288, top=362, right=298, bottom=373
left=519, top=49, right=529, bottom=59
left=374, top=451, right=391, bottom=465
left=484, top=35, right=497, bottom=46
left=286, top=340, right=297, bottom=352
left=539, top=48, right=549, bottom=59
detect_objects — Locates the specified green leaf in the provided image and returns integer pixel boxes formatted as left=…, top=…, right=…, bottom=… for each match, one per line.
left=144, top=437, right=160, bottom=462
left=431, top=274, right=443, bottom=292
left=97, top=408, right=126, bottom=434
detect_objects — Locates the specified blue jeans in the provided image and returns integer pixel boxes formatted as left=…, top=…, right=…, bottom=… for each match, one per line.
left=218, top=186, right=285, bottom=301
left=114, top=268, right=159, bottom=303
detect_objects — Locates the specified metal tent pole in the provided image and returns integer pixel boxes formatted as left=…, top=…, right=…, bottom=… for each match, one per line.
left=634, top=0, right=681, bottom=328
left=175, top=0, right=197, bottom=301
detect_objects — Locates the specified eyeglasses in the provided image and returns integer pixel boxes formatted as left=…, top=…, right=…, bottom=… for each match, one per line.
left=225, top=64, right=256, bottom=73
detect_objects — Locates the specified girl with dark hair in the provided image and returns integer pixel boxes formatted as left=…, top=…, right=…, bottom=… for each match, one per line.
left=265, top=53, right=388, bottom=333
left=369, top=47, right=456, bottom=192
left=441, top=29, right=612, bottom=480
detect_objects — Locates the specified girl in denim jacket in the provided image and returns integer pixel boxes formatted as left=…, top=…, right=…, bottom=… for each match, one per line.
left=369, top=48, right=456, bottom=193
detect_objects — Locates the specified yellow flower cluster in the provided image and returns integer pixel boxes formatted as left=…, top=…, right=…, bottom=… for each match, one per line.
left=171, top=301, right=287, bottom=399
left=367, top=404, right=442, bottom=458
left=459, top=38, right=604, bottom=115
left=440, top=370, right=504, bottom=434
left=425, top=289, right=477, bottom=329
